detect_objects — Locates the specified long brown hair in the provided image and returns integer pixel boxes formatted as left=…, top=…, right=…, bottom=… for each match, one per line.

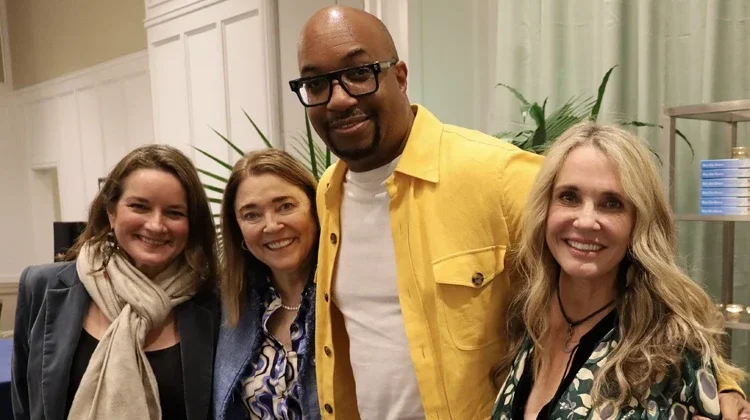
left=493, top=122, right=745, bottom=407
left=220, top=149, right=319, bottom=325
left=65, top=144, right=217, bottom=289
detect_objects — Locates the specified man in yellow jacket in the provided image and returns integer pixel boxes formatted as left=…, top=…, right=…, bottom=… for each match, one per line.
left=290, top=5, right=748, bottom=420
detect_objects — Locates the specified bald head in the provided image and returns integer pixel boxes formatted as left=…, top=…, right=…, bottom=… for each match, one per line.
left=297, top=6, right=398, bottom=66
left=293, top=5, right=413, bottom=173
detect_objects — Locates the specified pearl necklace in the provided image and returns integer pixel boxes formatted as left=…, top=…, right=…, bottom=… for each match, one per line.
left=280, top=302, right=301, bottom=311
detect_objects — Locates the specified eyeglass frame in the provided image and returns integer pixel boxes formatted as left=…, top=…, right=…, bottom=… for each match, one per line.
left=288, top=59, right=399, bottom=107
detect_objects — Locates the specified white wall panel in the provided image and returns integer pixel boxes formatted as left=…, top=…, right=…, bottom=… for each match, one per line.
left=146, top=0, right=281, bottom=176
left=224, top=10, right=271, bottom=160
left=76, top=87, right=106, bottom=203
left=56, top=92, right=87, bottom=222
left=26, top=99, right=61, bottom=167
left=99, top=81, right=129, bottom=172
left=185, top=23, right=227, bottom=187
left=0, top=104, right=30, bottom=281
left=124, top=73, right=156, bottom=149
left=150, top=36, right=192, bottom=156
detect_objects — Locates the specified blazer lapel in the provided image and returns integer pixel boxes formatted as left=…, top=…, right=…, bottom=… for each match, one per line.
left=178, top=299, right=216, bottom=420
left=41, top=263, right=89, bottom=420
left=213, top=292, right=263, bottom=419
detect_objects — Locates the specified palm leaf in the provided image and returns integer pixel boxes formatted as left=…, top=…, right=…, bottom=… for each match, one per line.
left=202, top=184, right=224, bottom=195
left=591, top=65, right=618, bottom=121
left=496, top=83, right=531, bottom=106
left=193, top=146, right=233, bottom=171
left=622, top=120, right=694, bottom=161
left=303, top=111, right=318, bottom=178
left=527, top=101, right=548, bottom=149
left=210, top=127, right=245, bottom=156
left=291, top=134, right=328, bottom=171
left=242, top=109, right=273, bottom=148
left=196, top=168, right=229, bottom=184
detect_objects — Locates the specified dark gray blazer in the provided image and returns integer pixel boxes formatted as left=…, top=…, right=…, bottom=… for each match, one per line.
left=11, top=261, right=220, bottom=420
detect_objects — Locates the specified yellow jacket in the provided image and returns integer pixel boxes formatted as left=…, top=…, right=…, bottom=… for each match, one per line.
left=314, top=105, right=544, bottom=419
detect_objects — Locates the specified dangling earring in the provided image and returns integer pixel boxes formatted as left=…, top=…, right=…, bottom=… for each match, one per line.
left=241, top=240, right=249, bottom=251
left=102, top=229, right=119, bottom=266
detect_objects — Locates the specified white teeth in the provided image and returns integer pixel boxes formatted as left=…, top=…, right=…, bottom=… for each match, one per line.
left=567, top=240, right=602, bottom=252
left=140, top=236, right=168, bottom=246
left=266, top=238, right=294, bottom=250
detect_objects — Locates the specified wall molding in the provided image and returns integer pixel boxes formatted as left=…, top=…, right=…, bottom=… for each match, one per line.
left=145, top=0, right=227, bottom=28
left=0, top=0, right=13, bottom=92
left=0, top=276, right=19, bottom=287
left=7, top=50, right=149, bottom=105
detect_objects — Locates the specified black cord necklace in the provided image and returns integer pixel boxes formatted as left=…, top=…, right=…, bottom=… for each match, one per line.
left=557, top=279, right=615, bottom=353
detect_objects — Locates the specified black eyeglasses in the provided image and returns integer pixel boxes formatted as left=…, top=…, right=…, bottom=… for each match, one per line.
left=289, top=59, right=398, bottom=107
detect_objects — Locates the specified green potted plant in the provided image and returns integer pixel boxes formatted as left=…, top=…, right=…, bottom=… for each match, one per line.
left=495, top=65, right=692, bottom=160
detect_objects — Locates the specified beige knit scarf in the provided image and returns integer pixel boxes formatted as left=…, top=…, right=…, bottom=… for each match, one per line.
left=68, top=242, right=196, bottom=420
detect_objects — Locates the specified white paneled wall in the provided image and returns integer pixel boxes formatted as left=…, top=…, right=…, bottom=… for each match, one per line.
left=145, top=0, right=280, bottom=209
left=0, top=51, right=154, bottom=273
left=0, top=102, right=29, bottom=281
left=18, top=52, right=154, bottom=222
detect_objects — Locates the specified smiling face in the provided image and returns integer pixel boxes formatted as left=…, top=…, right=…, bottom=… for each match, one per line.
left=545, top=146, right=635, bottom=284
left=234, top=173, right=317, bottom=281
left=296, top=7, right=411, bottom=172
left=107, top=168, right=189, bottom=278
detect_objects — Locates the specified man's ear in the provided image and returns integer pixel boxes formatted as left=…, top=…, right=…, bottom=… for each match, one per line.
left=395, top=61, right=408, bottom=93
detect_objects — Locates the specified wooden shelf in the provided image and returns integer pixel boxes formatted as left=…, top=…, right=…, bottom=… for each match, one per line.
left=674, top=214, right=750, bottom=222
left=725, top=322, right=750, bottom=331
left=666, top=99, right=750, bottom=122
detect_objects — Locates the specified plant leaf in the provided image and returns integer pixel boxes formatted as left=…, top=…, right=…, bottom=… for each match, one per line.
left=208, top=197, right=223, bottom=204
left=496, top=83, right=531, bottom=106
left=622, top=120, right=694, bottom=161
left=202, top=184, right=224, bottom=194
left=591, top=65, right=618, bottom=121
left=304, top=111, right=318, bottom=178
left=242, top=108, right=273, bottom=148
left=196, top=168, right=228, bottom=184
left=528, top=102, right=547, bottom=148
left=209, top=127, right=245, bottom=156
left=193, top=146, right=233, bottom=171
left=291, top=144, right=315, bottom=171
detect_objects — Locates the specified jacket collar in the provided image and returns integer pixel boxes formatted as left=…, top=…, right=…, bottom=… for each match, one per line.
left=213, top=289, right=265, bottom=419
left=324, top=104, right=443, bottom=208
left=42, top=262, right=89, bottom=420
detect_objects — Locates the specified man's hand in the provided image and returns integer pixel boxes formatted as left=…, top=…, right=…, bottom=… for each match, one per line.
left=694, top=392, right=749, bottom=420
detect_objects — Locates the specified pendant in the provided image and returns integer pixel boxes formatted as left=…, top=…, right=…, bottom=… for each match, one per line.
left=563, top=324, right=577, bottom=353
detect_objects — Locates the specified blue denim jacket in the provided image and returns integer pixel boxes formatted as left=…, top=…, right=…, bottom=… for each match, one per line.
left=212, top=280, right=320, bottom=419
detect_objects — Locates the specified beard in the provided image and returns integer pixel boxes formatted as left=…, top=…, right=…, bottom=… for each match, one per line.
left=327, top=123, right=381, bottom=161
left=324, top=109, right=382, bottom=162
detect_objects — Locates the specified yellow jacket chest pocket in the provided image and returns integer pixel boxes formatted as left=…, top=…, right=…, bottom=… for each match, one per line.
left=431, top=244, right=508, bottom=351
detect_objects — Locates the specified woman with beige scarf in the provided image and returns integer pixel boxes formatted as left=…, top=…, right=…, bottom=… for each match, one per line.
left=11, top=144, right=220, bottom=420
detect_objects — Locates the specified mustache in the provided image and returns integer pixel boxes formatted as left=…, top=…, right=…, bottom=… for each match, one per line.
left=326, top=110, right=369, bottom=126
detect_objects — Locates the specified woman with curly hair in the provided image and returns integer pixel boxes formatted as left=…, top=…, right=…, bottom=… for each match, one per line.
left=491, top=122, right=746, bottom=419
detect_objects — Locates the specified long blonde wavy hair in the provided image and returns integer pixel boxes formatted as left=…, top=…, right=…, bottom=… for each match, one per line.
left=493, top=121, right=745, bottom=407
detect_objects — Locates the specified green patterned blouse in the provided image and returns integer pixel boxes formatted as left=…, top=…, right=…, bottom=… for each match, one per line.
left=491, top=325, right=721, bottom=419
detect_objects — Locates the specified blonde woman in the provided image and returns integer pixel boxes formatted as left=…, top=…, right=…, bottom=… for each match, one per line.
left=491, top=122, right=746, bottom=419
